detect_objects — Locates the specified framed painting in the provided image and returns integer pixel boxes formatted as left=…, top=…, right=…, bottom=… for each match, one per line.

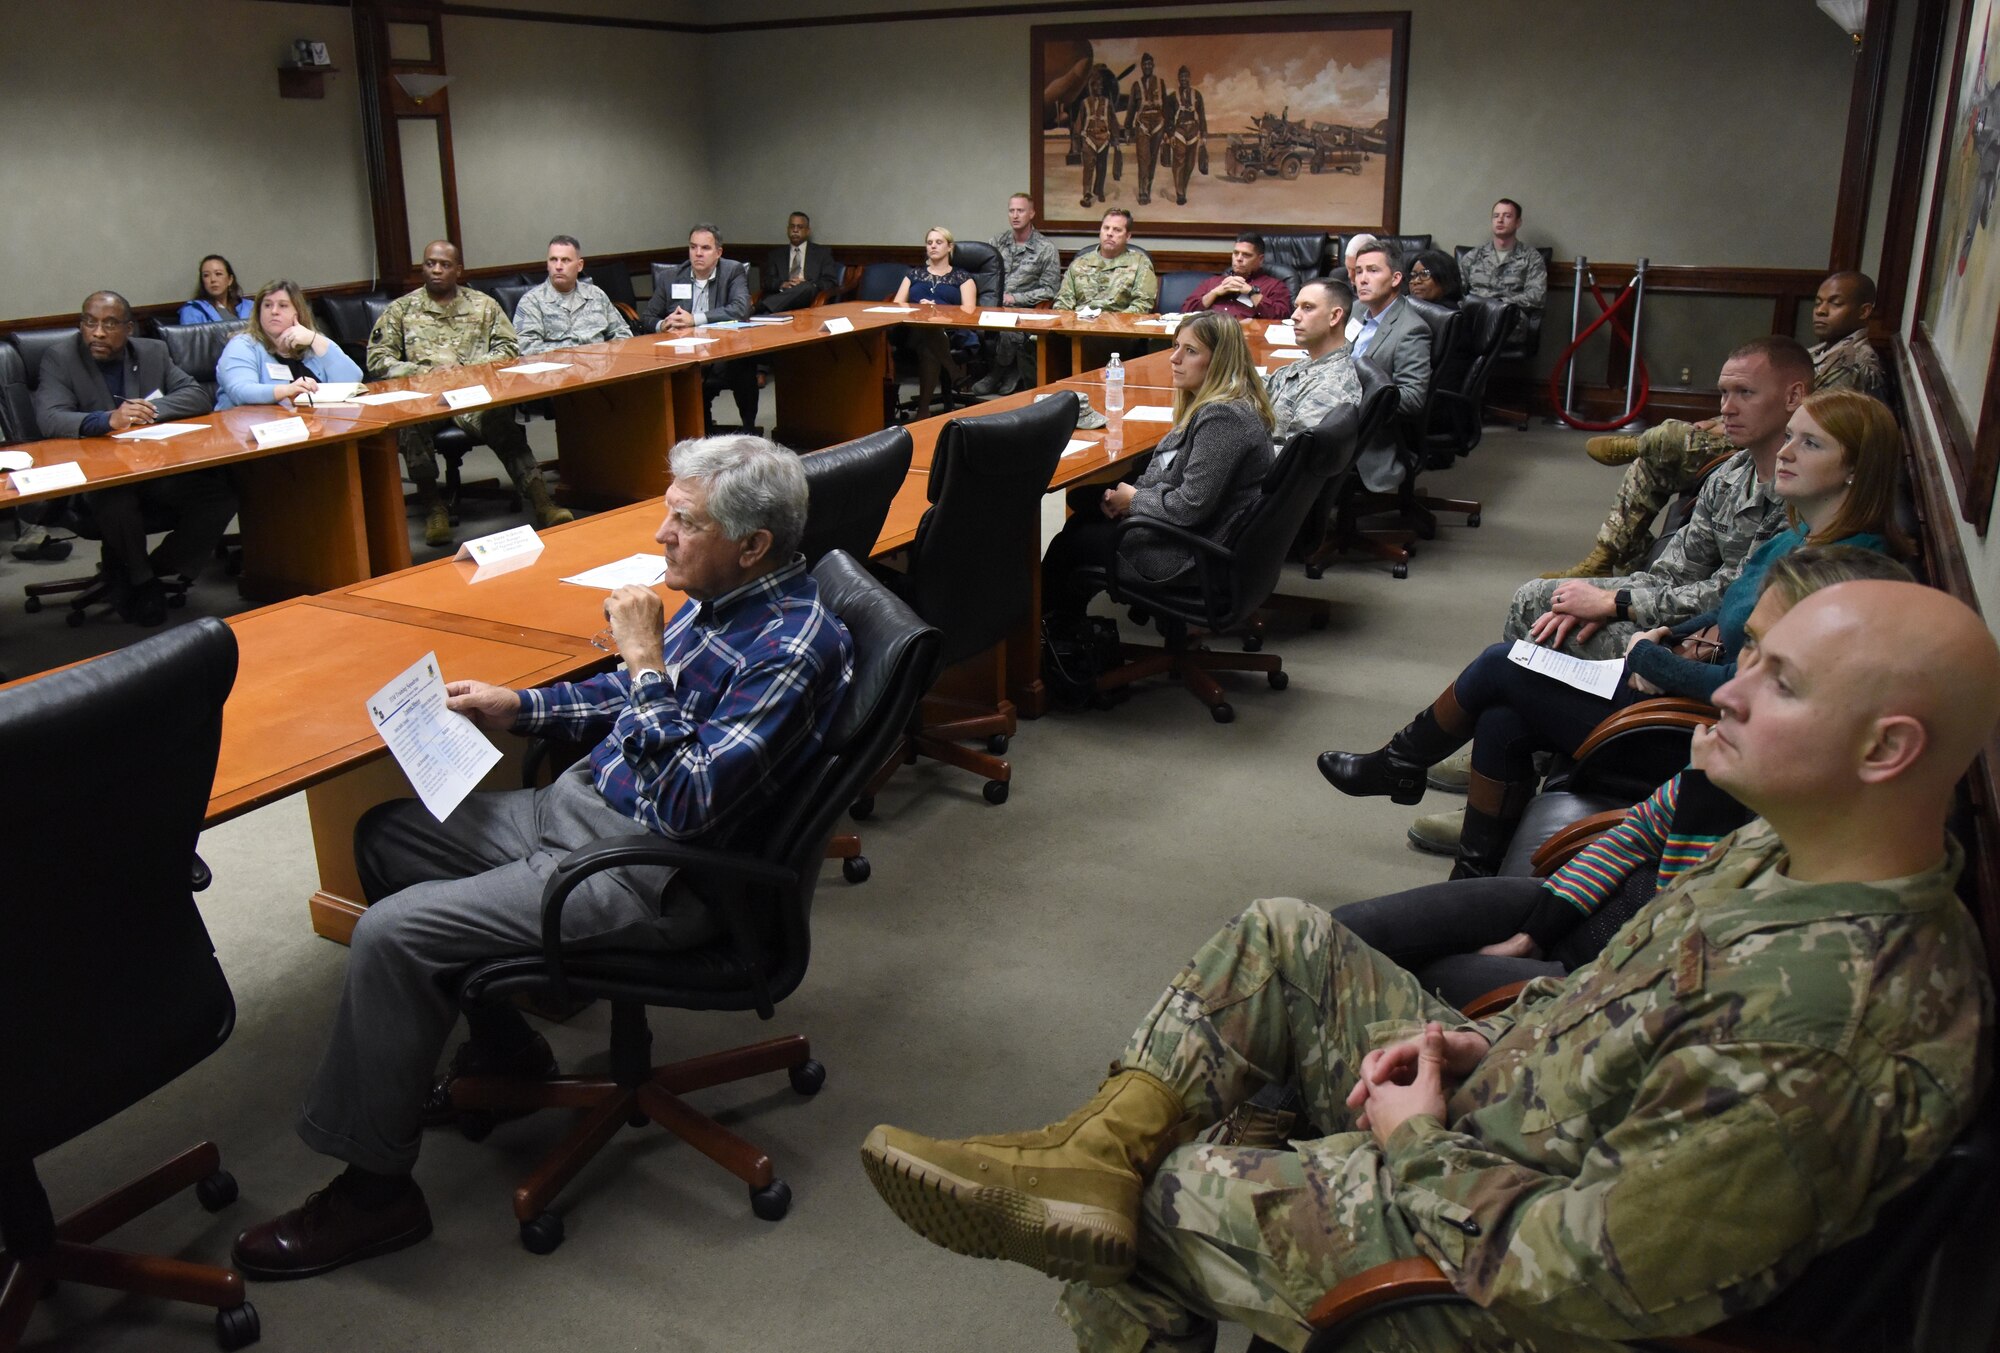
left=1911, top=0, right=2000, bottom=534
left=1029, top=13, right=1410, bottom=238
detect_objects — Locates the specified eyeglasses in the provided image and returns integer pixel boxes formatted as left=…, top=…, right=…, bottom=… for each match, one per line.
left=1408, top=268, right=1433, bottom=280
left=79, top=317, right=131, bottom=333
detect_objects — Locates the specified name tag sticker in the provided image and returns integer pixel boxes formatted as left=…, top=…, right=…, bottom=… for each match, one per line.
left=821, top=316, right=855, bottom=335
left=441, top=384, right=492, bottom=410
left=250, top=416, right=310, bottom=449
left=671, top=283, right=694, bottom=300
left=267, top=363, right=293, bottom=382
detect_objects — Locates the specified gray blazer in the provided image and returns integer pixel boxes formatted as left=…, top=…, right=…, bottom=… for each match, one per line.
left=1351, top=296, right=1432, bottom=492
left=639, top=259, right=752, bottom=332
left=33, top=333, right=213, bottom=439
left=1119, top=399, right=1275, bottom=585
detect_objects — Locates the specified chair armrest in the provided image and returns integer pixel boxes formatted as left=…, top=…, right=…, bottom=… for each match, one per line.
left=537, top=834, right=798, bottom=1006
left=1571, top=700, right=1716, bottom=762
left=1459, top=980, right=1530, bottom=1019
left=1104, top=514, right=1235, bottom=618
left=1529, top=810, right=1630, bottom=875
left=1303, top=1257, right=1463, bottom=1347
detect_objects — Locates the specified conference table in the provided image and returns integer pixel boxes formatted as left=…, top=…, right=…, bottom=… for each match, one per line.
left=9, top=309, right=1310, bottom=939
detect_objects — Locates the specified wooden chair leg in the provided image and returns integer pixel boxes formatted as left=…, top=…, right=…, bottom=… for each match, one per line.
left=911, top=733, right=1010, bottom=784
left=55, top=1142, right=220, bottom=1246
left=635, top=1084, right=775, bottom=1189
left=652, top=1035, right=812, bottom=1097
left=1, top=1257, right=48, bottom=1348
left=47, top=1241, right=245, bottom=1309
left=510, top=1087, right=635, bottom=1222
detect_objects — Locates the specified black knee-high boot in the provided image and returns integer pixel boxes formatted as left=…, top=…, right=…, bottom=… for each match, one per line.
left=1317, top=687, right=1474, bottom=805
left=1450, top=770, right=1537, bottom=879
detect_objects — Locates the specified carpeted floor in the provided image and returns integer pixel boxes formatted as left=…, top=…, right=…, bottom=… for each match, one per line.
left=9, top=412, right=1618, bottom=1352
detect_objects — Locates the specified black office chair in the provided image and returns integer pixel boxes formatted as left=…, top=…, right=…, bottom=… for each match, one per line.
left=1455, top=243, right=1553, bottom=428
left=582, top=266, right=640, bottom=324
left=439, top=551, right=939, bottom=1252
left=857, top=393, right=1075, bottom=810
left=849, top=261, right=910, bottom=303
left=152, top=320, right=244, bottom=405
left=493, top=280, right=535, bottom=325
left=3, top=326, right=78, bottom=390
left=315, top=293, right=390, bottom=369
left=0, top=618, right=259, bottom=1349
left=1156, top=271, right=1214, bottom=314
left=1260, top=233, right=1334, bottom=298
left=798, top=427, right=914, bottom=565
left=1084, top=406, right=1357, bottom=722
left=1420, top=295, right=1517, bottom=460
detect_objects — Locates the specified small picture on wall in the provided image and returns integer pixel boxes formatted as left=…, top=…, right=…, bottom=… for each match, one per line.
left=309, top=42, right=331, bottom=67
left=293, top=39, right=314, bottom=67
left=1030, top=13, right=1410, bottom=237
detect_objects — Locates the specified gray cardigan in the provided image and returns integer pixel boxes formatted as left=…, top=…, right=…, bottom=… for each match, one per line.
left=1119, top=398, right=1274, bottom=584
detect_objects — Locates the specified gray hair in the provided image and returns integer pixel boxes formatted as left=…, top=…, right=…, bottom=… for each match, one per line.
left=1343, top=232, right=1377, bottom=262
left=668, top=435, right=807, bottom=560
left=689, top=222, right=722, bottom=245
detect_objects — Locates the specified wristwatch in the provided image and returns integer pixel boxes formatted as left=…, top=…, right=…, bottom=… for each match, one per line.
left=632, top=667, right=664, bottom=693
left=1614, top=589, right=1633, bottom=622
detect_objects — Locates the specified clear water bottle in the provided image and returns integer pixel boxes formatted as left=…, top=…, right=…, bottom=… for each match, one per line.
left=1104, top=352, right=1125, bottom=415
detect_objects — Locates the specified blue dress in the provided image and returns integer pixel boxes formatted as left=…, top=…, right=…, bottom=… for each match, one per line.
left=903, top=266, right=972, bottom=306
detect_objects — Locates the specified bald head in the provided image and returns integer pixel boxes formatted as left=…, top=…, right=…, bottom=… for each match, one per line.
left=421, top=239, right=463, bottom=298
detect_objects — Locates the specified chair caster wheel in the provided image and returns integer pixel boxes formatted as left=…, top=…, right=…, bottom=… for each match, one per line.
left=1309, top=612, right=1329, bottom=630
left=1210, top=704, right=1235, bottom=724
left=1415, top=521, right=1436, bottom=541
left=520, top=1212, right=565, bottom=1254
left=458, top=1111, right=495, bottom=1142
left=790, top=1059, right=826, bottom=1095
left=1242, top=634, right=1262, bottom=653
left=1467, top=512, right=1481, bottom=527
left=986, top=733, right=1009, bottom=754
left=751, top=1179, right=792, bottom=1221
left=1304, top=564, right=1326, bottom=580
left=23, top=597, right=41, bottom=613
left=1392, top=563, right=1409, bottom=580
left=215, top=1301, right=260, bottom=1350
left=842, top=855, right=871, bottom=884
left=195, top=1169, right=238, bottom=1212
left=1267, top=670, right=1289, bottom=691
left=66, top=609, right=86, bottom=628
left=849, top=796, right=874, bottom=821
left=983, top=779, right=1009, bottom=805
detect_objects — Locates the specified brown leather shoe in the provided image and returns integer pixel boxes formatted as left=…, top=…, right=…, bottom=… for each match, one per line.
left=232, top=1175, right=431, bottom=1280
left=422, top=1030, right=558, bottom=1129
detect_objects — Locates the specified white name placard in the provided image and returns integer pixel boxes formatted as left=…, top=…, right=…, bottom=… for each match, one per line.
left=441, top=384, right=492, bottom=410
left=454, top=524, right=545, bottom=580
left=978, top=311, right=1020, bottom=328
left=251, top=416, right=310, bottom=449
left=821, top=316, right=856, bottom=336
left=9, top=461, right=86, bottom=492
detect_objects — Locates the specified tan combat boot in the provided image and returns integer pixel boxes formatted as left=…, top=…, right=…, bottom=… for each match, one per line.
left=416, top=484, right=453, bottom=548
left=860, top=1069, right=1184, bottom=1287
left=1585, top=434, right=1641, bottom=466
left=1408, top=806, right=1464, bottom=856
left=1538, top=544, right=1622, bottom=579
left=523, top=476, right=574, bottom=529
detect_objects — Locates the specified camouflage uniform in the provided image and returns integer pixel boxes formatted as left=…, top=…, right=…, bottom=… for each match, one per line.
left=1266, top=347, right=1362, bottom=447
left=1590, top=329, right=1887, bottom=569
left=1458, top=242, right=1547, bottom=309
left=365, top=287, right=541, bottom=496
left=1507, top=448, right=1784, bottom=658
left=1055, top=249, right=1160, bottom=314
left=1058, top=826, right=1989, bottom=1352
left=511, top=279, right=631, bottom=355
left=990, top=228, right=1063, bottom=378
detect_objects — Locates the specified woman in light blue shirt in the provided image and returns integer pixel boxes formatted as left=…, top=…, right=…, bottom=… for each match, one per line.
left=216, top=279, right=363, bottom=409
left=178, top=254, right=254, bottom=324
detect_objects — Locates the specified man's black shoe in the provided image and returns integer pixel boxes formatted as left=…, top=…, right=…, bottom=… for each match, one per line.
left=232, top=1173, right=431, bottom=1281
left=422, top=1030, right=558, bottom=1128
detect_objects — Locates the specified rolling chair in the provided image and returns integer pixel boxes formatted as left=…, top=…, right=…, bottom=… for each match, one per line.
left=582, top=266, right=641, bottom=325
left=1085, top=403, right=1357, bottom=722
left=314, top=293, right=390, bottom=370
left=1420, top=295, right=1516, bottom=460
left=0, top=618, right=259, bottom=1350
left=1155, top=271, right=1213, bottom=314
left=856, top=393, right=1075, bottom=811
left=439, top=552, right=939, bottom=1252
left=1, top=342, right=72, bottom=563
left=1261, top=233, right=1334, bottom=298
left=151, top=320, right=243, bottom=405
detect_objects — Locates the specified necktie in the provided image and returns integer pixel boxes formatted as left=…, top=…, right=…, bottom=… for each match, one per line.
left=792, top=246, right=803, bottom=278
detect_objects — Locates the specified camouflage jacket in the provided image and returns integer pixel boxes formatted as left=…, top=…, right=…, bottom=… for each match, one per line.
left=1265, top=345, right=1361, bottom=447
left=1366, top=820, right=1989, bottom=1343
left=1623, top=448, right=1785, bottom=628
left=990, top=228, right=1062, bottom=307
left=1460, top=241, right=1548, bottom=309
left=365, top=287, right=518, bottom=378
left=512, top=279, right=630, bottom=355
left=1810, top=328, right=1888, bottom=402
left=1054, top=247, right=1159, bottom=313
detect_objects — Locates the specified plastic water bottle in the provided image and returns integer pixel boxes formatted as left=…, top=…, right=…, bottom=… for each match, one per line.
left=1105, top=352, right=1125, bottom=415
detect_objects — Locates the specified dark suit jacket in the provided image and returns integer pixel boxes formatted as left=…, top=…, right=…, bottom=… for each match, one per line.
left=33, top=333, right=212, bottom=438
left=639, top=259, right=752, bottom=333
left=1351, top=296, right=1432, bottom=492
left=760, top=241, right=840, bottom=299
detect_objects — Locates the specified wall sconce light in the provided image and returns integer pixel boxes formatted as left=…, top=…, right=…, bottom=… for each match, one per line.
left=1815, top=0, right=1869, bottom=51
left=393, top=73, right=453, bottom=103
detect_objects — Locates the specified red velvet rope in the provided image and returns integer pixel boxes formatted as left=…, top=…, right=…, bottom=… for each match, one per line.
left=1548, top=275, right=1651, bottom=431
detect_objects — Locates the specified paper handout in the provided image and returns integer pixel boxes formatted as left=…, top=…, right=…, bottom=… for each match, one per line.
left=365, top=652, right=503, bottom=822
left=1506, top=639, right=1626, bottom=699
left=1265, top=322, right=1297, bottom=345
left=112, top=423, right=204, bottom=441
left=560, top=553, right=667, bottom=589
left=1122, top=405, right=1175, bottom=422
left=499, top=362, right=572, bottom=374
left=350, top=390, right=433, bottom=406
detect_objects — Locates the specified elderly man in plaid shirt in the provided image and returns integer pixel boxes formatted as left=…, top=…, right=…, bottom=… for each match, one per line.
left=234, top=434, right=852, bottom=1282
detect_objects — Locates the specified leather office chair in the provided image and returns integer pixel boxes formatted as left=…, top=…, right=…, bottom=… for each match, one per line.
left=0, top=618, right=260, bottom=1350
left=5, top=326, right=78, bottom=390
left=1420, top=295, right=1516, bottom=460
left=0, top=342, right=39, bottom=448
left=154, top=319, right=245, bottom=405
left=493, top=280, right=535, bottom=325
left=798, top=427, right=914, bottom=565
left=850, top=261, right=910, bottom=303
left=856, top=394, right=1075, bottom=810
left=440, top=551, right=939, bottom=1252
left=1260, top=233, right=1333, bottom=297
left=1308, top=357, right=1421, bottom=579
left=1155, top=271, right=1213, bottom=314
left=1085, top=406, right=1357, bottom=722
left=315, top=293, right=390, bottom=368
left=1375, top=233, right=1433, bottom=264
left=582, top=266, right=640, bottom=324
left=952, top=241, right=1003, bottom=306
left=1455, top=243, right=1553, bottom=428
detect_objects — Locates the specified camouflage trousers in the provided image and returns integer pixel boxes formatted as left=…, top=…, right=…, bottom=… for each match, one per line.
left=1591, top=419, right=1734, bottom=570
left=1502, top=576, right=1636, bottom=660
left=1056, top=898, right=1519, bottom=1353
left=396, top=407, right=540, bottom=494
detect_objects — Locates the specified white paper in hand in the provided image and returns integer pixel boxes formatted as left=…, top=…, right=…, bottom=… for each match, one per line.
left=561, top=553, right=668, bottom=589
left=365, top=652, right=502, bottom=822
left=1506, top=640, right=1627, bottom=699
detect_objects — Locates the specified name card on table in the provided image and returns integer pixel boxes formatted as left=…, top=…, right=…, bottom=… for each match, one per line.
left=500, top=361, right=572, bottom=375
left=820, top=316, right=856, bottom=336
left=251, top=416, right=310, bottom=449
left=8, top=461, right=86, bottom=493
left=1267, top=348, right=1309, bottom=360
left=1265, top=322, right=1297, bottom=345
left=454, top=524, right=544, bottom=581
left=441, top=384, right=492, bottom=410
left=978, top=311, right=1020, bottom=328
left=657, top=337, right=718, bottom=349
left=863, top=306, right=916, bottom=314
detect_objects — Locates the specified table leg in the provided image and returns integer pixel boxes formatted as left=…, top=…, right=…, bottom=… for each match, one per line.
left=358, top=432, right=411, bottom=576
left=775, top=330, right=887, bottom=448
left=554, top=370, right=680, bottom=508
left=232, top=439, right=372, bottom=601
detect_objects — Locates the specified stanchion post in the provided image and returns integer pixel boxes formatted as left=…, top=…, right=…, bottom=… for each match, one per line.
left=1564, top=256, right=1586, bottom=419
left=1620, top=258, right=1650, bottom=429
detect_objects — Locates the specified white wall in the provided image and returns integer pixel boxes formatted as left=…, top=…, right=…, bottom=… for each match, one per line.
left=0, top=0, right=375, bottom=318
